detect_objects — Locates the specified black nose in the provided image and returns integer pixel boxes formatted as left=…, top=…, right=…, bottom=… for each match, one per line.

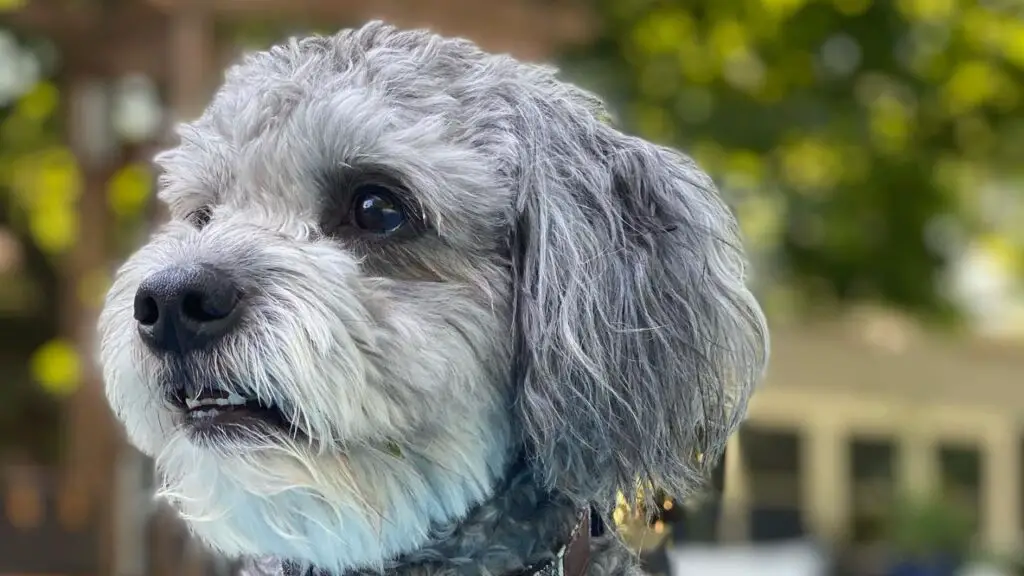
left=133, top=265, right=243, bottom=353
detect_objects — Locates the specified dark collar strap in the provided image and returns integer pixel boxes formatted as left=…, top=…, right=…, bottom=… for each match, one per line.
left=512, top=506, right=592, bottom=576
left=561, top=507, right=592, bottom=576
left=275, top=505, right=598, bottom=576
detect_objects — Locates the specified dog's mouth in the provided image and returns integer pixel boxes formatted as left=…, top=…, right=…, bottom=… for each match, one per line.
left=173, top=388, right=295, bottom=440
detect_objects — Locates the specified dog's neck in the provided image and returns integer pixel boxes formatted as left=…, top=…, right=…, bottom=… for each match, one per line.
left=245, top=457, right=616, bottom=576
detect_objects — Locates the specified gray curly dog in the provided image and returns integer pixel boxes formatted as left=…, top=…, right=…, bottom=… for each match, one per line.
left=97, top=20, right=769, bottom=576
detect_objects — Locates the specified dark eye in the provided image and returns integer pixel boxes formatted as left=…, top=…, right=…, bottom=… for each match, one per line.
left=186, top=207, right=212, bottom=229
left=351, top=185, right=406, bottom=234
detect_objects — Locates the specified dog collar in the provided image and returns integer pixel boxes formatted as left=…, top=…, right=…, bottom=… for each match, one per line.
left=254, top=506, right=597, bottom=576
left=511, top=506, right=594, bottom=576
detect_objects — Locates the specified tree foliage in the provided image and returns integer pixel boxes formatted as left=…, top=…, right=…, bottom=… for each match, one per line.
left=569, top=0, right=1024, bottom=322
left=0, top=28, right=153, bottom=460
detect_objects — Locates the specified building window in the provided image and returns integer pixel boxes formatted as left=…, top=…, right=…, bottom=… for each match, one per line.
left=849, top=437, right=898, bottom=543
left=938, top=443, right=981, bottom=534
left=740, top=425, right=804, bottom=541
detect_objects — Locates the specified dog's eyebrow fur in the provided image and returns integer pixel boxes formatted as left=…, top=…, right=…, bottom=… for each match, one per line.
left=155, top=122, right=234, bottom=216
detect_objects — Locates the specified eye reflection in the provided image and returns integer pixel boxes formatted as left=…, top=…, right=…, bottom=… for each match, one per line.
left=351, top=185, right=407, bottom=234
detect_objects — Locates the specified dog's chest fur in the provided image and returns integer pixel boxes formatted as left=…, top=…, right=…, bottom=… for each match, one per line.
left=238, top=461, right=643, bottom=576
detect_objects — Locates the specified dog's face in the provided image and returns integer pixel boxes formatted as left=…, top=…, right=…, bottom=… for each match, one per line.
left=98, top=21, right=768, bottom=573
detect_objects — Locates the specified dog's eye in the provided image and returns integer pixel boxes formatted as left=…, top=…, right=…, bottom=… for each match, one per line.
left=351, top=185, right=406, bottom=234
left=186, top=207, right=212, bottom=229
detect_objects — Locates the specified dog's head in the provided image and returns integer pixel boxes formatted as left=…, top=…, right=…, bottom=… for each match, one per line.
left=98, top=21, right=768, bottom=573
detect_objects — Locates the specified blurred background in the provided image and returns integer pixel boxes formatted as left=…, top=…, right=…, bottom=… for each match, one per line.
left=0, top=0, right=1022, bottom=575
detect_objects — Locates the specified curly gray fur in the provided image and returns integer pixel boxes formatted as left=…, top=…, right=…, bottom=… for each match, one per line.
left=97, top=20, right=768, bottom=576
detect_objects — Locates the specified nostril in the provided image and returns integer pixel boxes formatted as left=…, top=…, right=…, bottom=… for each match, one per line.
left=134, top=294, right=160, bottom=326
left=180, top=289, right=240, bottom=323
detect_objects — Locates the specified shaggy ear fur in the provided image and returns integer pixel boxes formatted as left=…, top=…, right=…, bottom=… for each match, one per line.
left=510, top=85, right=769, bottom=508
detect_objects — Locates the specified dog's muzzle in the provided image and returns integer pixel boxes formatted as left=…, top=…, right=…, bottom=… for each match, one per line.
left=131, top=263, right=293, bottom=441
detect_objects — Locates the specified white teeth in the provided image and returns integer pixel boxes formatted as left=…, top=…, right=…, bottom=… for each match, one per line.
left=185, top=392, right=253, bottom=410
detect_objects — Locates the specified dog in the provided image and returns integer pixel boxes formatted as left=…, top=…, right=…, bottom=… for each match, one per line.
left=97, top=20, right=769, bottom=576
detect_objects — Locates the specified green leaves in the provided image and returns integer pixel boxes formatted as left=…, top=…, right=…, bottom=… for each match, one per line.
left=571, top=0, right=1024, bottom=321
left=885, top=493, right=976, bottom=557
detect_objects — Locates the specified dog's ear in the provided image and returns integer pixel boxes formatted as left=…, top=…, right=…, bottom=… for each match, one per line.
left=510, top=86, right=769, bottom=508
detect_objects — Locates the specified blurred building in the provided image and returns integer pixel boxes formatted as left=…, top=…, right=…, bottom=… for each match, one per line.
left=721, top=309, right=1024, bottom=556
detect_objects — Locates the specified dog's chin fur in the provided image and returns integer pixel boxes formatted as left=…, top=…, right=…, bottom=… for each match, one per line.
left=98, top=20, right=769, bottom=576
left=154, top=421, right=510, bottom=573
